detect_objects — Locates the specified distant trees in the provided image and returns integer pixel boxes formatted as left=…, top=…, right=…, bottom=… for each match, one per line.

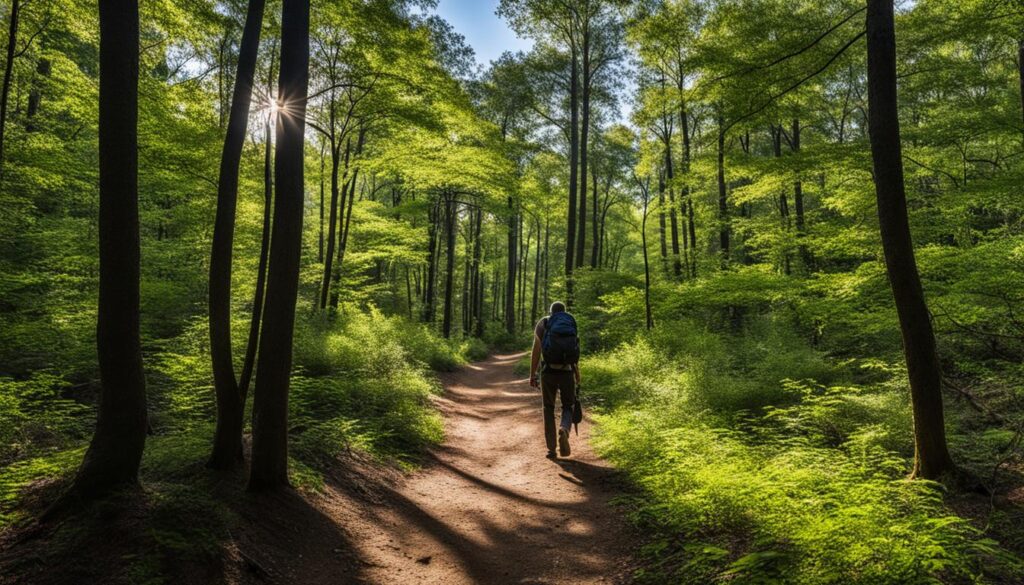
left=57, top=0, right=147, bottom=505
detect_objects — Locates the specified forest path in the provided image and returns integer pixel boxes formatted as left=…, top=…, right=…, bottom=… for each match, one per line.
left=329, top=352, right=634, bottom=584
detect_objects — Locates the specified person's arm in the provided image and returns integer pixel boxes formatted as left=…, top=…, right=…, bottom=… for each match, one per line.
left=530, top=334, right=541, bottom=387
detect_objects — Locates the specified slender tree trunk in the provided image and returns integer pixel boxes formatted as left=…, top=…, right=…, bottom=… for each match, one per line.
left=59, top=0, right=146, bottom=504
left=687, top=198, right=697, bottom=277
left=717, top=114, right=729, bottom=265
left=566, top=33, right=579, bottom=305
left=442, top=194, right=456, bottom=339
left=423, top=197, right=440, bottom=323
left=249, top=0, right=309, bottom=491
left=543, top=219, right=550, bottom=311
left=335, top=127, right=365, bottom=284
left=866, top=0, right=954, bottom=480
left=590, top=164, right=600, bottom=268
left=237, top=117, right=273, bottom=399
left=641, top=192, right=653, bottom=330
left=532, top=216, right=541, bottom=325
left=792, top=118, right=810, bottom=270
left=576, top=28, right=590, bottom=269
left=207, top=0, right=266, bottom=470
left=472, top=207, right=484, bottom=337
left=318, top=142, right=325, bottom=263
left=319, top=136, right=348, bottom=309
left=666, top=142, right=681, bottom=277
left=680, top=101, right=695, bottom=277
left=0, top=0, right=19, bottom=179
left=658, top=170, right=668, bottom=273
left=505, top=197, right=517, bottom=334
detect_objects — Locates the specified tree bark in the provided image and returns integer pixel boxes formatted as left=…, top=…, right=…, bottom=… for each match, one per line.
left=866, top=0, right=954, bottom=480
left=590, top=163, right=600, bottom=268
left=248, top=0, right=309, bottom=491
left=208, top=0, right=266, bottom=469
left=665, top=141, right=681, bottom=277
left=0, top=0, right=20, bottom=180
left=442, top=193, right=456, bottom=339
left=319, top=132, right=348, bottom=309
left=472, top=206, right=484, bottom=337
left=717, top=114, right=729, bottom=265
left=566, top=32, right=579, bottom=305
left=576, top=27, right=590, bottom=269
left=237, top=116, right=273, bottom=400
left=423, top=196, right=440, bottom=323
left=505, top=197, right=517, bottom=334
left=792, top=118, right=810, bottom=270
left=60, top=0, right=147, bottom=503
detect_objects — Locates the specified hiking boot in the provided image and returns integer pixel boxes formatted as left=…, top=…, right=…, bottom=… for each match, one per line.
left=546, top=450, right=557, bottom=460
left=558, top=428, right=571, bottom=457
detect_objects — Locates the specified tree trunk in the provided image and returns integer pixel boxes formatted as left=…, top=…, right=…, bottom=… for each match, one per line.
left=532, top=216, right=541, bottom=324
left=658, top=170, right=668, bottom=273
left=60, top=0, right=147, bottom=503
left=472, top=206, right=484, bottom=337
left=248, top=0, right=309, bottom=491
left=319, top=136, right=348, bottom=309
left=590, top=163, right=600, bottom=268
left=665, top=141, right=681, bottom=277
left=442, top=194, right=456, bottom=339
left=717, top=114, right=729, bottom=265
left=208, top=0, right=266, bottom=469
left=792, top=118, right=810, bottom=270
left=866, top=0, right=954, bottom=480
left=566, top=33, right=579, bottom=305
left=641, top=195, right=652, bottom=330
left=505, top=197, right=517, bottom=334
left=680, top=101, right=695, bottom=277
left=576, top=28, right=590, bottom=269
left=0, top=0, right=20, bottom=180
left=318, top=142, right=325, bottom=263
left=335, top=127, right=365, bottom=286
left=543, top=219, right=550, bottom=311
left=237, top=117, right=273, bottom=399
left=423, top=196, right=440, bottom=323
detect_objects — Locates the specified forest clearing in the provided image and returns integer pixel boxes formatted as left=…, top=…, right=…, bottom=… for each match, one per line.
left=4, top=0, right=1024, bottom=583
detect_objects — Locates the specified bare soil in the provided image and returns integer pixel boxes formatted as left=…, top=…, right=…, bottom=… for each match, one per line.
left=329, top=351, right=635, bottom=584
left=0, top=352, right=635, bottom=584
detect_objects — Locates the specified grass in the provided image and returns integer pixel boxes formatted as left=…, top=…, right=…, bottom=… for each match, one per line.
left=583, top=321, right=1024, bottom=584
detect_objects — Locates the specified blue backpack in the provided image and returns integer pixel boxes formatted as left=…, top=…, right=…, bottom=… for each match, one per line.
left=542, top=312, right=580, bottom=366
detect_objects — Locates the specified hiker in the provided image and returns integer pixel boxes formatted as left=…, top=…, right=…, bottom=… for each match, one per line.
left=529, top=301, right=581, bottom=459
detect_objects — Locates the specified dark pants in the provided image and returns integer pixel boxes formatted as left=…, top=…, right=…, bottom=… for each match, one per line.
left=541, top=368, right=575, bottom=452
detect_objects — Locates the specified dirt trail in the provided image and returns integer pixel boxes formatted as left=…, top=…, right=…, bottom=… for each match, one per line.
left=331, top=352, right=634, bottom=584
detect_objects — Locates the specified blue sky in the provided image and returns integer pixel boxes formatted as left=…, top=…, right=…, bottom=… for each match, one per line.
left=431, top=0, right=533, bottom=68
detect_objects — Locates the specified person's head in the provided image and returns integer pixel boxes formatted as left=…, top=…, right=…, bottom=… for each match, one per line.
left=549, top=301, right=566, bottom=315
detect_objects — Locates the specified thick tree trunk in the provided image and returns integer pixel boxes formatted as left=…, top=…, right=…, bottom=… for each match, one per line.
left=248, top=0, right=309, bottom=491
left=866, top=0, right=954, bottom=481
left=208, top=0, right=266, bottom=469
left=60, top=0, right=146, bottom=503
left=505, top=197, right=517, bottom=334
left=0, top=0, right=20, bottom=180
left=442, top=194, right=456, bottom=339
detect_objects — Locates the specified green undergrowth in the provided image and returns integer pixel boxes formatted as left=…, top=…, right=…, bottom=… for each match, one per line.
left=584, top=323, right=1024, bottom=584
left=1, top=307, right=473, bottom=533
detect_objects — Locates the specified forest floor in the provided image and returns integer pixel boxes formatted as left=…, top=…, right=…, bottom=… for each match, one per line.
left=321, top=351, right=636, bottom=584
left=0, top=352, right=636, bottom=584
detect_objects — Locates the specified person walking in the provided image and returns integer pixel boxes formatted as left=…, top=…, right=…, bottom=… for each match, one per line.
left=529, top=301, right=581, bottom=459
